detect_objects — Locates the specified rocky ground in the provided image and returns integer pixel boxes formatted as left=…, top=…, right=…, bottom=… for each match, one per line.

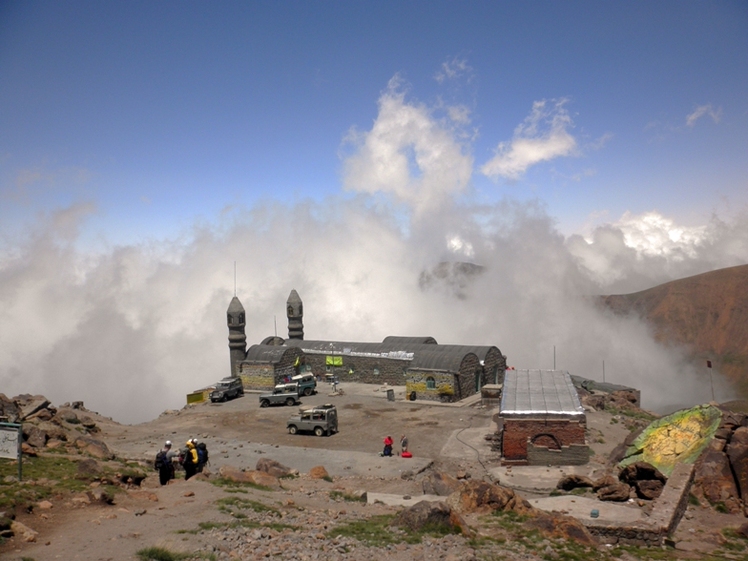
left=1, top=383, right=747, bottom=561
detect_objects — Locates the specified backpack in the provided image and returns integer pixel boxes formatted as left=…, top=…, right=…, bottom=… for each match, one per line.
left=179, top=448, right=193, bottom=466
left=196, top=442, right=208, bottom=465
left=154, top=450, right=167, bottom=470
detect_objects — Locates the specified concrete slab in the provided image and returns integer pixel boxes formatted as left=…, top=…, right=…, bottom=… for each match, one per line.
left=489, top=465, right=606, bottom=493
left=529, top=495, right=646, bottom=525
left=367, top=492, right=445, bottom=507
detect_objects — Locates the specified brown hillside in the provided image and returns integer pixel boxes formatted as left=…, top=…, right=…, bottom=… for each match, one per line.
left=601, top=264, right=748, bottom=393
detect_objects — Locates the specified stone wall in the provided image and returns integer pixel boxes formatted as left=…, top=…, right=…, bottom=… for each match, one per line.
left=303, top=353, right=409, bottom=386
left=502, top=418, right=586, bottom=463
left=585, top=463, right=695, bottom=546
left=405, top=371, right=456, bottom=402
left=526, top=442, right=590, bottom=466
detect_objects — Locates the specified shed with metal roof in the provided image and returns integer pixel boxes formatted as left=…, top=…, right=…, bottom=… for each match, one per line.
left=499, top=369, right=589, bottom=465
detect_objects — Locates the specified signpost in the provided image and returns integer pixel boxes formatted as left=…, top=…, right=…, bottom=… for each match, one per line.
left=0, top=422, right=22, bottom=481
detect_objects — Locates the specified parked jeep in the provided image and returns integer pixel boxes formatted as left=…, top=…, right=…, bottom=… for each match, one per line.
left=259, top=383, right=300, bottom=408
left=286, top=404, right=338, bottom=436
left=210, top=377, right=244, bottom=403
left=291, top=373, right=317, bottom=396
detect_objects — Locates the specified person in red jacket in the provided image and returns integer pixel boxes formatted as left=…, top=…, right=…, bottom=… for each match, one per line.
left=382, top=435, right=393, bottom=457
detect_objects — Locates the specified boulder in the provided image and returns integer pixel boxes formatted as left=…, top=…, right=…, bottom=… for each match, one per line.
left=23, top=425, right=48, bottom=448
left=14, top=395, right=50, bottom=421
left=556, top=474, right=594, bottom=491
left=446, top=480, right=534, bottom=515
left=422, top=472, right=462, bottom=496
left=636, top=479, right=664, bottom=500
left=592, top=474, right=618, bottom=491
left=77, top=458, right=102, bottom=476
left=74, top=436, right=113, bottom=460
left=21, top=442, right=36, bottom=456
left=37, top=421, right=68, bottom=442
left=79, top=416, right=98, bottom=430
left=87, top=489, right=115, bottom=504
left=618, top=462, right=667, bottom=486
left=597, top=483, right=631, bottom=502
left=58, top=409, right=80, bottom=424
left=0, top=394, right=20, bottom=423
left=693, top=448, right=742, bottom=514
left=309, top=466, right=330, bottom=480
left=392, top=500, right=470, bottom=536
left=218, top=466, right=280, bottom=489
left=10, top=520, right=37, bottom=542
left=527, top=512, right=597, bottom=545
left=727, top=426, right=748, bottom=501
left=256, top=458, right=293, bottom=478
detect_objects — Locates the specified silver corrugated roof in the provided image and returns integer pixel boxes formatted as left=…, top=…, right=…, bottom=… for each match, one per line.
left=500, top=369, right=584, bottom=417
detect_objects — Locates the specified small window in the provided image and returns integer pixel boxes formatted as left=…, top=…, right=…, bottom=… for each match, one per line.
left=426, top=377, right=436, bottom=389
left=373, top=368, right=380, bottom=376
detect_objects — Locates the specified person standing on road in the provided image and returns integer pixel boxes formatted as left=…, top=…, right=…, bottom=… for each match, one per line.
left=155, top=440, right=175, bottom=485
left=399, top=434, right=408, bottom=455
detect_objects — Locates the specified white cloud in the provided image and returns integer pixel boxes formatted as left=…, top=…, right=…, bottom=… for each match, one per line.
left=481, top=99, right=578, bottom=180
left=567, top=209, right=748, bottom=292
left=342, top=77, right=473, bottom=216
left=434, top=57, right=472, bottom=83
left=686, top=104, right=722, bottom=127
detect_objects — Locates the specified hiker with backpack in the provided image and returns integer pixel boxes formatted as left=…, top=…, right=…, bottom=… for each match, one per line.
left=180, top=439, right=199, bottom=480
left=154, top=440, right=175, bottom=485
left=194, top=439, right=209, bottom=473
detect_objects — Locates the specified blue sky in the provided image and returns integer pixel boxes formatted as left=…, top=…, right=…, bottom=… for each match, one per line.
left=2, top=1, right=746, bottom=242
left=1, top=2, right=746, bottom=422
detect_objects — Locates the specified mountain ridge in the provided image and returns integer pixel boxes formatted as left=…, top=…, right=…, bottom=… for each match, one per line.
left=600, top=263, right=748, bottom=394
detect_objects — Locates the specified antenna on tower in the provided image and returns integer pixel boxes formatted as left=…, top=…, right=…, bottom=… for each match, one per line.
left=274, top=315, right=277, bottom=337
left=233, top=261, right=237, bottom=296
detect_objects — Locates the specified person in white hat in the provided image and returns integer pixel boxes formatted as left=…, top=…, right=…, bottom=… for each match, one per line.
left=155, top=440, right=175, bottom=485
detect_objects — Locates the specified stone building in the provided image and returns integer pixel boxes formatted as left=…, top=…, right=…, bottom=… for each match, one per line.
left=226, top=290, right=507, bottom=400
left=499, top=369, right=589, bottom=465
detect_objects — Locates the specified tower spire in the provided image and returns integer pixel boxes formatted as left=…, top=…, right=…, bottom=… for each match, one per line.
left=227, top=296, right=247, bottom=377
left=286, top=289, right=304, bottom=340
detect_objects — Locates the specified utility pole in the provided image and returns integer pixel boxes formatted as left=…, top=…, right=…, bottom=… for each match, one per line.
left=602, top=360, right=606, bottom=384
left=553, top=346, right=556, bottom=370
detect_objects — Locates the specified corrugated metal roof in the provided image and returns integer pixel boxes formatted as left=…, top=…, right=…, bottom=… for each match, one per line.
left=408, top=349, right=478, bottom=372
left=284, top=338, right=500, bottom=360
left=382, top=336, right=438, bottom=345
left=500, top=369, right=584, bottom=417
left=243, top=344, right=297, bottom=364
left=284, top=339, right=417, bottom=360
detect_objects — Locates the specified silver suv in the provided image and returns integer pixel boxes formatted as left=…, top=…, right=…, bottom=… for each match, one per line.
left=287, top=404, right=338, bottom=437
left=210, top=377, right=244, bottom=402
left=259, top=383, right=300, bottom=408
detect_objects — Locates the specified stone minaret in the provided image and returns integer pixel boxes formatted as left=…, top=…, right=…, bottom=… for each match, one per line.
left=286, top=289, right=304, bottom=340
left=227, top=296, right=247, bottom=377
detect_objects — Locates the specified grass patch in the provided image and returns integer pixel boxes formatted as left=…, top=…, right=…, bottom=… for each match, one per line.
left=209, top=477, right=272, bottom=492
left=0, top=455, right=92, bottom=510
left=329, top=490, right=366, bottom=502
left=688, top=493, right=700, bottom=506
left=136, top=547, right=191, bottom=561
left=328, top=514, right=458, bottom=546
left=216, top=496, right=279, bottom=516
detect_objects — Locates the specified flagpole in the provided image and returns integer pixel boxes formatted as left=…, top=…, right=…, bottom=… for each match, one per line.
left=707, top=360, right=715, bottom=402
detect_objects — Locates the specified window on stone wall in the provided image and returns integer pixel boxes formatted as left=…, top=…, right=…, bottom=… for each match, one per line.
left=426, top=376, right=436, bottom=389
left=373, top=368, right=380, bottom=376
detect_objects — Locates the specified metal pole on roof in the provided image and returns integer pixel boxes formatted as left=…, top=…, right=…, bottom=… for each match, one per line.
left=553, top=346, right=556, bottom=370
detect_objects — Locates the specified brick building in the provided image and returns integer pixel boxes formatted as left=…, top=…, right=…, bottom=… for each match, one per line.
left=499, top=369, right=589, bottom=465
left=226, top=291, right=507, bottom=400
